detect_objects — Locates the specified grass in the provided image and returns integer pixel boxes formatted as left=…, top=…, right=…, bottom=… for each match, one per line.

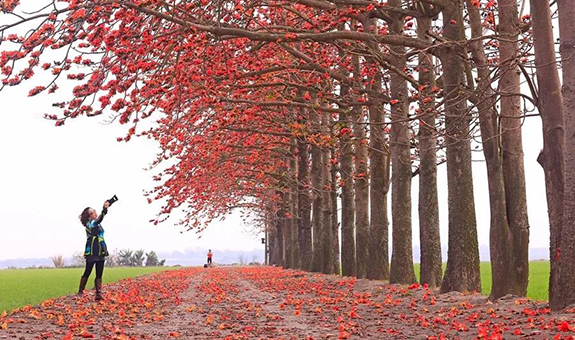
left=413, top=261, right=550, bottom=301
left=0, top=266, right=175, bottom=313
left=1, top=262, right=551, bottom=313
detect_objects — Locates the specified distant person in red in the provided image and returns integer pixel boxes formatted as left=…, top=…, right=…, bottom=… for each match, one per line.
left=207, top=249, right=213, bottom=265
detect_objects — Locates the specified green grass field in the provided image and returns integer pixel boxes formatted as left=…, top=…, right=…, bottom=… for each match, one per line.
left=413, top=261, right=550, bottom=301
left=0, top=267, right=175, bottom=313
left=1, top=262, right=550, bottom=313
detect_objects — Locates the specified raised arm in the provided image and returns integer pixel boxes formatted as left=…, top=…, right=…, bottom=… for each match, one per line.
left=94, top=207, right=108, bottom=225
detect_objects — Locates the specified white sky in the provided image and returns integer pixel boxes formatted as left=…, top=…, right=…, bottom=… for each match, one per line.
left=0, top=84, right=265, bottom=260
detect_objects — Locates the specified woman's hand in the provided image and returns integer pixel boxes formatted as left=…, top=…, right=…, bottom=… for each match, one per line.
left=103, top=201, right=110, bottom=209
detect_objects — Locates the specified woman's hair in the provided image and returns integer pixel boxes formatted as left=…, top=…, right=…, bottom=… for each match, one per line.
left=79, top=207, right=91, bottom=226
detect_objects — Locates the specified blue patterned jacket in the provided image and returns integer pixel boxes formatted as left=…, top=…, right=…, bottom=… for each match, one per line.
left=84, top=208, right=109, bottom=258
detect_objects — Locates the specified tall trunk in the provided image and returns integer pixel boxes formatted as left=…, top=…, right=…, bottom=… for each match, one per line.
left=530, top=0, right=564, bottom=310
left=297, top=135, right=313, bottom=271
left=270, top=226, right=276, bottom=265
left=498, top=0, right=530, bottom=297
left=284, top=181, right=294, bottom=269
left=389, top=1, right=417, bottom=284
left=277, top=194, right=286, bottom=267
left=440, top=0, right=482, bottom=293
left=269, top=212, right=281, bottom=266
left=466, top=0, right=512, bottom=299
left=311, top=104, right=324, bottom=272
left=417, top=10, right=442, bottom=288
left=290, top=142, right=300, bottom=269
left=321, top=112, right=335, bottom=274
left=557, top=0, right=575, bottom=310
left=265, top=224, right=269, bottom=265
left=364, top=17, right=390, bottom=281
left=331, top=150, right=341, bottom=275
left=352, top=53, right=370, bottom=279
left=339, top=79, right=356, bottom=277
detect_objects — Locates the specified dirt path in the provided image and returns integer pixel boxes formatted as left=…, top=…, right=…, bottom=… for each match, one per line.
left=1, top=267, right=574, bottom=339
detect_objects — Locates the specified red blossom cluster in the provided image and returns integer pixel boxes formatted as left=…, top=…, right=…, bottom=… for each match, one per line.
left=0, top=0, right=532, bottom=234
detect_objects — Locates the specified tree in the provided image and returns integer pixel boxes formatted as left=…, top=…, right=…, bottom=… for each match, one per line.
left=238, top=254, right=247, bottom=265
left=351, top=52, right=370, bottom=280
left=439, top=0, right=481, bottom=294
left=557, top=0, right=575, bottom=310
left=338, top=60, right=356, bottom=278
left=388, top=0, right=416, bottom=285
left=71, top=252, right=85, bottom=268
left=530, top=0, right=564, bottom=310
left=145, top=251, right=160, bottom=266
left=118, top=249, right=134, bottom=267
left=416, top=6, right=442, bottom=288
left=498, top=0, right=530, bottom=298
left=363, top=16, right=390, bottom=281
left=51, top=255, right=65, bottom=268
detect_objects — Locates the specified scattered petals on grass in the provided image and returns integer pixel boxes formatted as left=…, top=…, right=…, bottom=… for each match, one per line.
left=1, top=267, right=574, bottom=339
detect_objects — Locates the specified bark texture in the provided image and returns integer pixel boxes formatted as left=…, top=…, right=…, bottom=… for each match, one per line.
left=498, top=0, right=530, bottom=297
left=352, top=53, right=370, bottom=279
left=417, top=10, right=442, bottom=288
left=365, top=18, right=390, bottom=281
left=321, top=112, right=335, bottom=274
left=339, top=82, right=356, bottom=277
left=311, top=125, right=324, bottom=273
left=389, top=0, right=416, bottom=285
left=557, top=0, right=575, bottom=310
left=440, top=0, right=481, bottom=294
left=297, top=135, right=313, bottom=271
left=530, top=0, right=565, bottom=310
left=467, top=0, right=511, bottom=299
left=331, top=151, right=340, bottom=275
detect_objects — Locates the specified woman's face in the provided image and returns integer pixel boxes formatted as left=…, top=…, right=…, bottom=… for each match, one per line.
left=89, top=208, right=98, bottom=220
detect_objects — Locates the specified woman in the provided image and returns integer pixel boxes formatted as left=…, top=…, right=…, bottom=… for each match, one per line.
left=77, top=200, right=111, bottom=301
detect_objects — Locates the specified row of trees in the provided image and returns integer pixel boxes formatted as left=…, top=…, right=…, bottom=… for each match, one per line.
left=1, top=0, right=574, bottom=309
left=65, top=250, right=166, bottom=267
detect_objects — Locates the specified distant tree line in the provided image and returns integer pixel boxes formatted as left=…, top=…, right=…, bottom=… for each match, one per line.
left=66, top=249, right=166, bottom=268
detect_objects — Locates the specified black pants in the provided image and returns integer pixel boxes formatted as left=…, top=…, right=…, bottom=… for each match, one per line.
left=207, top=257, right=212, bottom=264
left=82, top=260, right=104, bottom=279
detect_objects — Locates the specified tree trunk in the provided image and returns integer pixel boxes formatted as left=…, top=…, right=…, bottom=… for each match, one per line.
left=331, top=151, right=341, bottom=275
left=321, top=112, right=335, bottom=274
left=284, top=182, right=294, bottom=269
left=270, top=207, right=284, bottom=266
left=270, top=224, right=277, bottom=265
left=352, top=53, right=370, bottom=279
left=557, top=0, right=575, bottom=310
left=311, top=102, right=324, bottom=272
left=498, top=0, right=530, bottom=297
left=417, top=10, right=442, bottom=288
left=265, top=225, right=269, bottom=265
left=530, top=0, right=564, bottom=310
left=364, top=17, right=390, bottom=281
left=466, top=0, right=512, bottom=299
left=339, top=81, right=356, bottom=277
left=389, top=1, right=417, bottom=284
left=440, top=0, right=482, bottom=294
left=290, top=142, right=300, bottom=269
left=277, top=193, right=286, bottom=267
left=297, top=135, right=313, bottom=271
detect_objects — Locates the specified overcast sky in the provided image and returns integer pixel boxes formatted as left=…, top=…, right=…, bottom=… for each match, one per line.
left=0, top=83, right=265, bottom=261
